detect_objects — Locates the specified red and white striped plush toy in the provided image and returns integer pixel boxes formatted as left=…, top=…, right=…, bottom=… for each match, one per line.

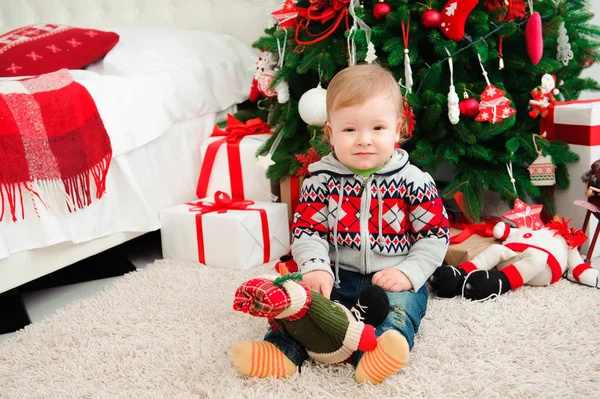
left=430, top=215, right=599, bottom=300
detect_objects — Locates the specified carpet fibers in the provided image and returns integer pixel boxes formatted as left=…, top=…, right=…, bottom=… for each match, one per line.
left=1, top=259, right=599, bottom=398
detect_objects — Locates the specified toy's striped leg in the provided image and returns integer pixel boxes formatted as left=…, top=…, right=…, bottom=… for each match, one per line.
left=566, top=248, right=600, bottom=288
left=430, top=244, right=517, bottom=299
left=496, top=248, right=548, bottom=290
left=459, top=244, right=518, bottom=274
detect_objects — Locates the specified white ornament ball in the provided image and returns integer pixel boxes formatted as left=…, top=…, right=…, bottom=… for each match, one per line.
left=298, top=84, right=328, bottom=126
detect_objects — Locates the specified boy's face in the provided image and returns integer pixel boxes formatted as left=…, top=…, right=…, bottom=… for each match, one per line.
left=328, top=94, right=401, bottom=171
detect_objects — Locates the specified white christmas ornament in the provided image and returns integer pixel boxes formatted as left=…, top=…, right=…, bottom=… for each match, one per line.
left=276, top=80, right=289, bottom=103
left=557, top=21, right=574, bottom=66
left=365, top=42, right=377, bottom=64
left=298, top=84, right=328, bottom=126
left=257, top=154, right=276, bottom=169
left=445, top=48, right=459, bottom=124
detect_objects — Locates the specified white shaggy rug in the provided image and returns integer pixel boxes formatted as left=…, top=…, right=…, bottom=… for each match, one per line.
left=1, top=259, right=599, bottom=399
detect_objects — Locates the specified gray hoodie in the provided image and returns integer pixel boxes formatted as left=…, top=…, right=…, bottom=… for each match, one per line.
left=291, top=149, right=450, bottom=292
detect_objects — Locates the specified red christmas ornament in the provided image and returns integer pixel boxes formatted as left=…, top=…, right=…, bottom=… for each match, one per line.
left=404, top=98, right=416, bottom=137
left=295, top=148, right=322, bottom=177
left=484, top=0, right=527, bottom=21
left=249, top=79, right=260, bottom=103
left=459, top=97, right=480, bottom=118
left=502, top=199, right=544, bottom=230
left=421, top=9, right=442, bottom=28
left=373, top=0, right=391, bottom=20
left=440, top=0, right=478, bottom=41
left=475, top=84, right=516, bottom=123
left=525, top=11, right=543, bottom=65
left=272, top=0, right=300, bottom=28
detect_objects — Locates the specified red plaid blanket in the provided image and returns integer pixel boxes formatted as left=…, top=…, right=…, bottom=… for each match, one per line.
left=0, top=69, right=112, bottom=222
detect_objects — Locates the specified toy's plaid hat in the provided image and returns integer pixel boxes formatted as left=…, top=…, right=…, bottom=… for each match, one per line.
left=233, top=274, right=311, bottom=321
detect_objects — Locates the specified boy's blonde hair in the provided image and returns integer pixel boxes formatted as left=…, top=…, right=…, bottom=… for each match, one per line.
left=325, top=63, right=408, bottom=141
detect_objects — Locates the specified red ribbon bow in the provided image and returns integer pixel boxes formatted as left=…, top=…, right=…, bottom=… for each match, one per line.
left=450, top=217, right=500, bottom=244
left=449, top=193, right=500, bottom=244
left=295, top=0, right=351, bottom=46
left=188, top=191, right=254, bottom=213
left=196, top=114, right=271, bottom=200
left=187, top=191, right=271, bottom=265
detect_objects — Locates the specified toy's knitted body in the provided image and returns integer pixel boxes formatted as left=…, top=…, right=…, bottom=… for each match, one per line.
left=233, top=274, right=377, bottom=364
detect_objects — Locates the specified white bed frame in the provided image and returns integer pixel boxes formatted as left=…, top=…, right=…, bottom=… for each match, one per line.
left=0, top=0, right=274, bottom=294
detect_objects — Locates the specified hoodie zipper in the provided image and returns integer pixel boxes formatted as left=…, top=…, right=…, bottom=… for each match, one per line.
left=359, top=175, right=373, bottom=274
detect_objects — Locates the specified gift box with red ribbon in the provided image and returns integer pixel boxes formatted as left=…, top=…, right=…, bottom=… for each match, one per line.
left=159, top=192, right=290, bottom=269
left=445, top=228, right=500, bottom=267
left=546, top=99, right=600, bottom=256
left=444, top=193, right=501, bottom=266
left=196, top=114, right=273, bottom=202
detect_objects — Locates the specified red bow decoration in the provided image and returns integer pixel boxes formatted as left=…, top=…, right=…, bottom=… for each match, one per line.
left=196, top=115, right=271, bottom=200
left=187, top=191, right=270, bottom=265
left=546, top=217, right=587, bottom=249
left=295, top=0, right=351, bottom=46
left=187, top=191, right=255, bottom=214
left=211, top=114, right=271, bottom=142
left=450, top=192, right=501, bottom=244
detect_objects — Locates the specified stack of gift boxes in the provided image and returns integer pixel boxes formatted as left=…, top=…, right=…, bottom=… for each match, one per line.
left=549, top=99, right=600, bottom=257
left=159, top=115, right=290, bottom=269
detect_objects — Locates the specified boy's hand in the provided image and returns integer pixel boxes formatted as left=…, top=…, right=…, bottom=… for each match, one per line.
left=302, top=270, right=334, bottom=299
left=372, top=268, right=413, bottom=292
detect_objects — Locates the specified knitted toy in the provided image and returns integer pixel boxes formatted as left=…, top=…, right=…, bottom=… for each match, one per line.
left=233, top=273, right=378, bottom=364
left=528, top=73, right=560, bottom=119
left=430, top=216, right=599, bottom=300
left=274, top=253, right=390, bottom=327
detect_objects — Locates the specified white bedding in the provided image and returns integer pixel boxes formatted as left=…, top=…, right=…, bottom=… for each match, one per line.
left=0, top=27, right=256, bottom=260
left=0, top=111, right=229, bottom=260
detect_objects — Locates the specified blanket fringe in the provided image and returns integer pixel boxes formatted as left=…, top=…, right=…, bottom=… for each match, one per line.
left=0, top=154, right=112, bottom=222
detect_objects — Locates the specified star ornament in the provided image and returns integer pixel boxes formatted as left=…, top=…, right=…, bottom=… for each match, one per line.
left=502, top=199, right=544, bottom=230
left=257, top=154, right=276, bottom=170
left=272, top=0, right=300, bottom=28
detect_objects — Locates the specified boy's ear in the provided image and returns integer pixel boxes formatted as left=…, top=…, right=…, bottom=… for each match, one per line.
left=395, top=119, right=402, bottom=141
left=325, top=122, right=333, bottom=140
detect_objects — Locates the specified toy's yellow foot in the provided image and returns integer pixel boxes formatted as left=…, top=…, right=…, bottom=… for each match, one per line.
left=232, top=341, right=297, bottom=378
left=355, top=330, right=409, bottom=384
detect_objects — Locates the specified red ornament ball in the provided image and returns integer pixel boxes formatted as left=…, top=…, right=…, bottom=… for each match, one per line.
left=373, top=2, right=392, bottom=19
left=459, top=98, right=480, bottom=118
left=421, top=9, right=442, bottom=29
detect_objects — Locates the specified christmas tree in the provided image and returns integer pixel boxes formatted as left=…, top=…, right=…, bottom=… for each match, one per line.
left=250, top=0, right=600, bottom=221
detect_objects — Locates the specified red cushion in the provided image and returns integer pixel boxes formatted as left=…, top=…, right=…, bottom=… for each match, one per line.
left=0, top=24, right=119, bottom=77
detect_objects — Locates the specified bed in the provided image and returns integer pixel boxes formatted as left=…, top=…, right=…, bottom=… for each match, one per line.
left=0, top=0, right=275, bottom=294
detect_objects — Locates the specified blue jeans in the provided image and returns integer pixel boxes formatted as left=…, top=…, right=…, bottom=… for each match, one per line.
left=264, top=268, right=429, bottom=368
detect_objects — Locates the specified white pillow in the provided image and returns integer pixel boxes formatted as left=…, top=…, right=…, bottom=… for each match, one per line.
left=86, top=27, right=255, bottom=113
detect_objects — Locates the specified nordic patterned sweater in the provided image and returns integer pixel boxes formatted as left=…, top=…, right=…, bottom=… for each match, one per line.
left=291, top=149, right=450, bottom=292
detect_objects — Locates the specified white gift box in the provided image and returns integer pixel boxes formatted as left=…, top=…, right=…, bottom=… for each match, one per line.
left=159, top=199, right=289, bottom=269
left=195, top=115, right=273, bottom=202
left=551, top=100, right=600, bottom=256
